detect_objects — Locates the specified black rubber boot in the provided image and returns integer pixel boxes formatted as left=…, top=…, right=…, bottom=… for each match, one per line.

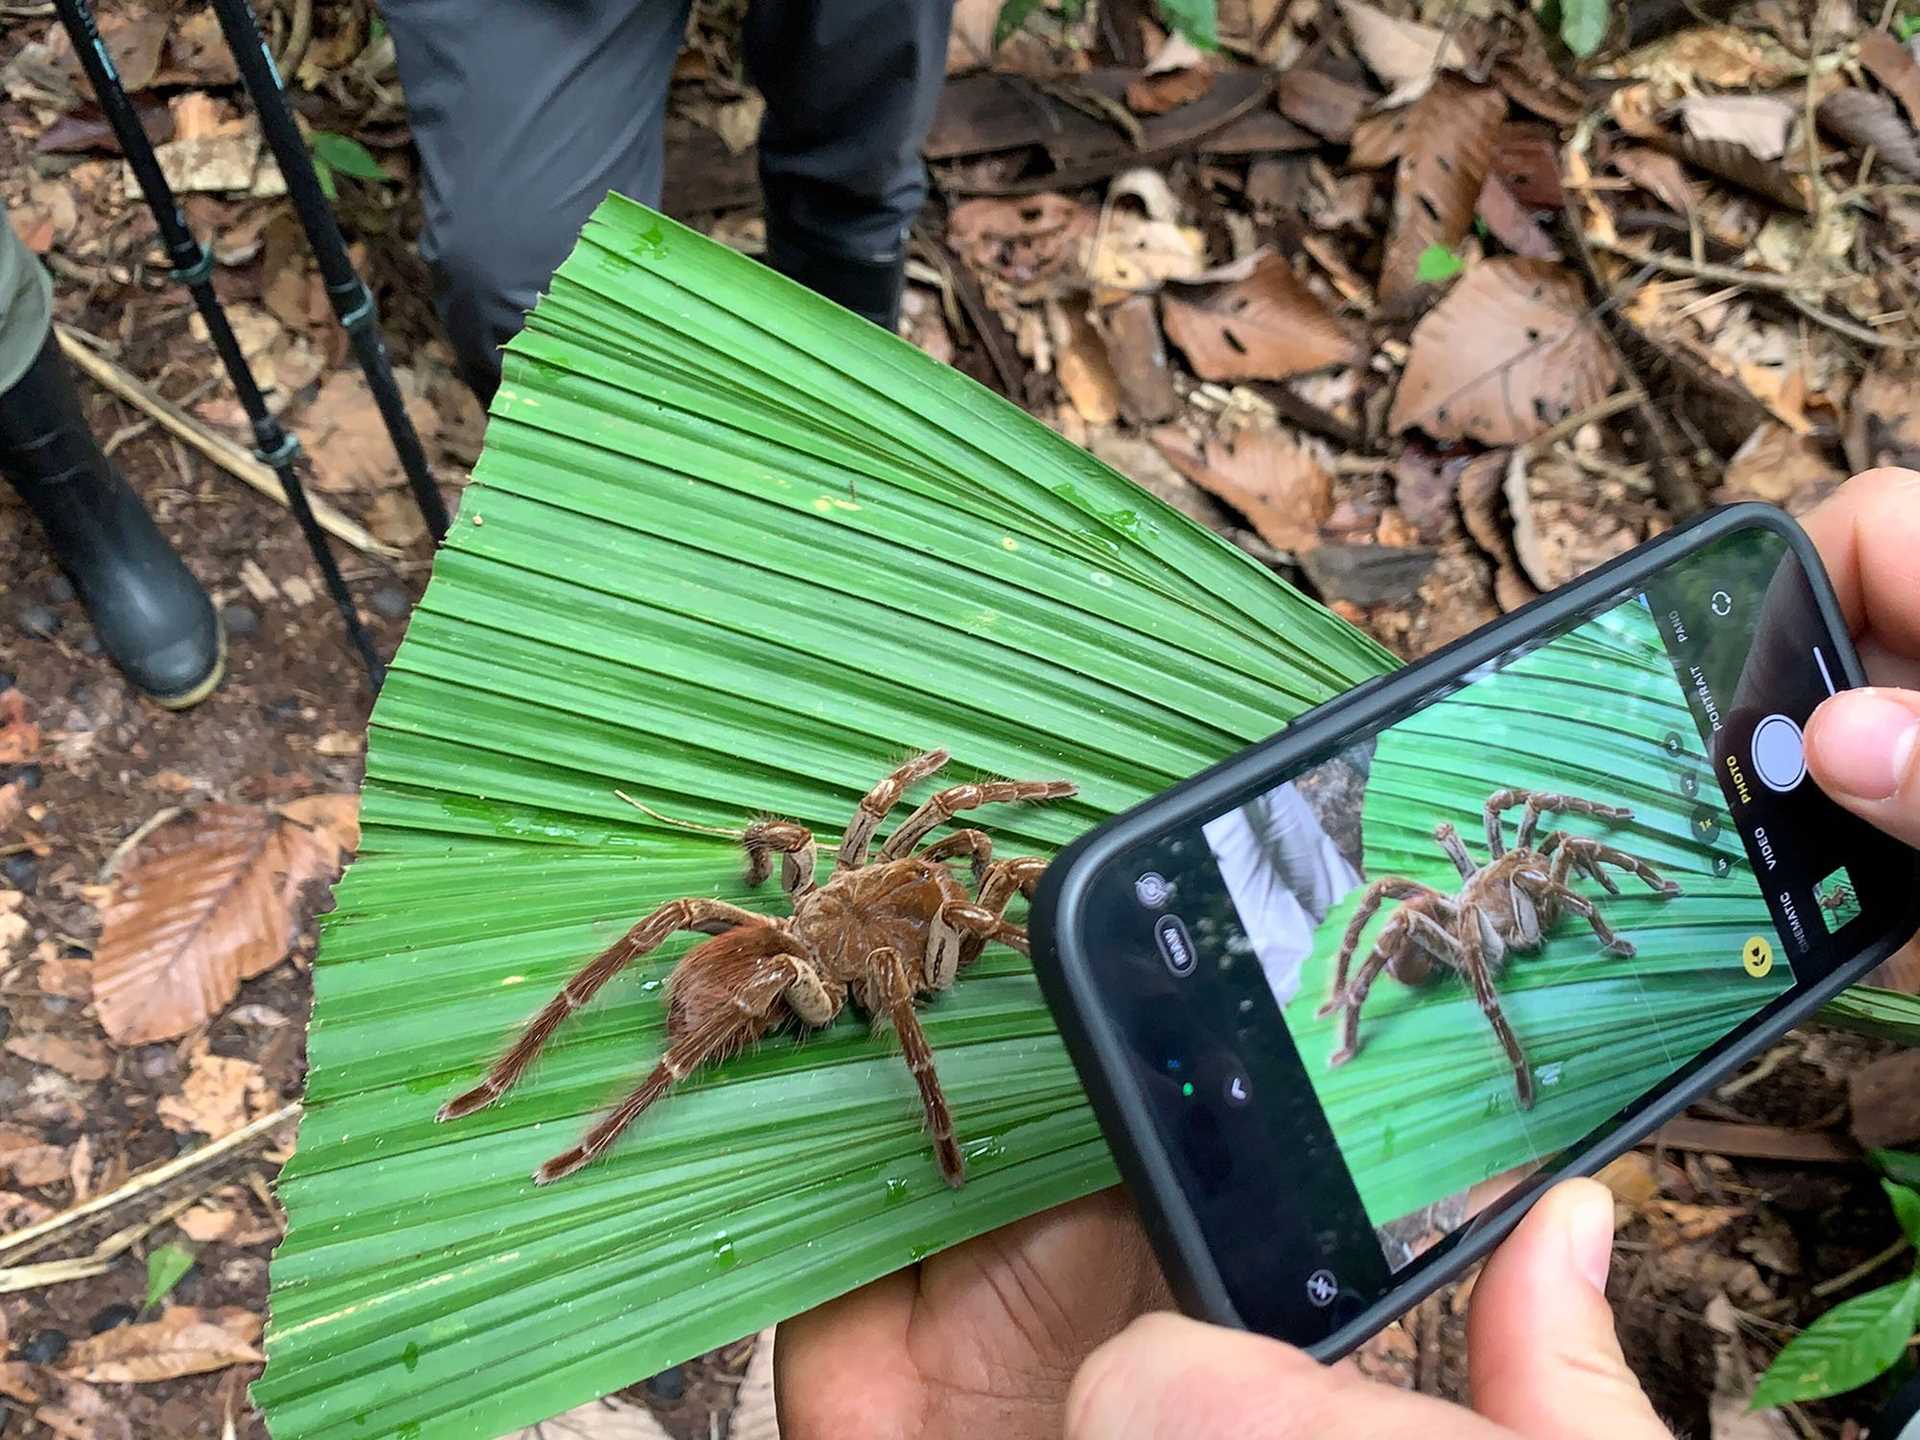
left=764, top=225, right=907, bottom=333
left=0, top=330, right=223, bottom=708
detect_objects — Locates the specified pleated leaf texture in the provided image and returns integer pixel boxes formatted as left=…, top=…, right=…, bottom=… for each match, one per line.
left=256, top=196, right=1396, bottom=1440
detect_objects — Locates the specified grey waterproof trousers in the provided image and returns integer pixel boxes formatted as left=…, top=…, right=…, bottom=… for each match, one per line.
left=0, top=199, right=56, bottom=393
left=380, top=0, right=954, bottom=396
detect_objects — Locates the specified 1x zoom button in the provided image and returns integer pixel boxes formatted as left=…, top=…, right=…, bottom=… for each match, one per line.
left=1155, top=914, right=1197, bottom=977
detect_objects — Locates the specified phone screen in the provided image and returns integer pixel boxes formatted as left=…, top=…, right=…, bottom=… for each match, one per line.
left=1082, top=520, right=1910, bottom=1341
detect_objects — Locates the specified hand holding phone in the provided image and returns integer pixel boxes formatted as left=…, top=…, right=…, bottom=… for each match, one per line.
left=1033, top=495, right=1920, bottom=1356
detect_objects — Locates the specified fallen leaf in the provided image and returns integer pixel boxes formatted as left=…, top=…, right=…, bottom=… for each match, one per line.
left=1046, top=301, right=1122, bottom=426
left=1160, top=252, right=1361, bottom=381
left=1680, top=94, right=1796, bottom=161
left=1608, top=23, right=1797, bottom=92
left=0, top=779, right=23, bottom=830
left=58, top=11, right=169, bottom=90
left=175, top=1203, right=238, bottom=1243
left=158, top=1052, right=275, bottom=1137
left=1475, top=173, right=1562, bottom=262
left=1595, top=1151, right=1662, bottom=1207
left=1126, top=65, right=1214, bottom=115
left=1721, top=422, right=1844, bottom=509
left=126, top=129, right=269, bottom=198
left=947, top=194, right=1094, bottom=291
left=11, top=177, right=78, bottom=255
left=710, top=95, right=764, bottom=155
left=150, top=13, right=233, bottom=84
left=1613, top=146, right=1696, bottom=215
left=1672, top=135, right=1811, bottom=212
left=0, top=1192, right=55, bottom=1230
left=37, top=954, right=91, bottom=1001
left=33, top=1377, right=132, bottom=1440
left=1818, top=87, right=1920, bottom=179
left=8, top=1142, right=68, bottom=1188
left=168, top=92, right=241, bottom=144
left=91, top=796, right=359, bottom=1045
left=295, top=369, right=439, bottom=493
left=4, top=1033, right=110, bottom=1084
left=1276, top=67, right=1374, bottom=142
left=1085, top=209, right=1209, bottom=291
left=1152, top=424, right=1331, bottom=553
left=1378, top=77, right=1508, bottom=303
left=1390, top=258, right=1618, bottom=444
left=1336, top=0, right=1470, bottom=103
left=0, top=891, right=26, bottom=959
left=1100, top=295, right=1180, bottom=424
left=508, top=1395, right=675, bottom=1438
left=1862, top=28, right=1920, bottom=127
left=0, top=689, right=40, bottom=764
left=312, top=729, right=365, bottom=758
left=1704, top=1294, right=1795, bottom=1440
left=367, top=490, right=429, bottom=550
left=0, top=1361, right=37, bottom=1405
left=59, top=1306, right=262, bottom=1385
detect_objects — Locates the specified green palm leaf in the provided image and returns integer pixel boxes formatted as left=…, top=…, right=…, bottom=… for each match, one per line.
left=260, top=198, right=1920, bottom=1438
left=258, top=196, right=1393, bottom=1440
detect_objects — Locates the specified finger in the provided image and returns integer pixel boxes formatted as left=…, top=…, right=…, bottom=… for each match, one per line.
left=1800, top=468, right=1920, bottom=658
left=1468, top=1180, right=1670, bottom=1440
left=1804, top=686, right=1920, bottom=848
left=775, top=1269, right=925, bottom=1440
left=1067, top=1312, right=1495, bottom=1440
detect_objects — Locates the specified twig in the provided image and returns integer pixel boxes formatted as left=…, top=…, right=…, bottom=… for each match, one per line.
left=55, top=325, right=396, bottom=558
left=276, top=0, right=313, bottom=77
left=1787, top=292, right=1920, bottom=351
left=1520, top=390, right=1644, bottom=454
left=0, top=1101, right=300, bottom=1264
left=1586, top=239, right=1821, bottom=294
left=0, top=1191, right=203, bottom=1294
left=1812, top=1235, right=1911, bottom=1299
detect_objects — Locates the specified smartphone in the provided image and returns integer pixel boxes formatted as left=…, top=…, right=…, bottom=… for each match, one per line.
left=1032, top=502, right=1920, bottom=1356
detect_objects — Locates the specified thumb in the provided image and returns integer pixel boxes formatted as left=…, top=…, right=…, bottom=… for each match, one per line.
left=1467, top=1179, right=1669, bottom=1440
left=1804, top=687, right=1920, bottom=849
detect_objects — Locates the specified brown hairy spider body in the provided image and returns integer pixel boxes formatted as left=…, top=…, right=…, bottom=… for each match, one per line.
left=436, top=750, right=1074, bottom=1187
left=1315, top=788, right=1680, bottom=1107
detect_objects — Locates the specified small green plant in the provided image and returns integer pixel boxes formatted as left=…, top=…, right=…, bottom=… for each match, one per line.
left=995, top=0, right=1216, bottom=51
left=1751, top=1168, right=1920, bottom=1409
left=1534, top=0, right=1612, bottom=57
left=144, top=1242, right=196, bottom=1311
left=1895, top=11, right=1919, bottom=41
left=1415, top=243, right=1465, bottom=285
left=307, top=130, right=392, bottom=202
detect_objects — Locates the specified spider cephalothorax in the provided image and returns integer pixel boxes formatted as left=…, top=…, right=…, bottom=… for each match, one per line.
left=437, top=750, right=1073, bottom=1186
left=1314, top=788, right=1679, bottom=1107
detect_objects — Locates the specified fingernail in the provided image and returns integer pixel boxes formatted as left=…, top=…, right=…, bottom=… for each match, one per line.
left=1811, top=692, right=1920, bottom=801
left=1568, top=1184, right=1613, bottom=1295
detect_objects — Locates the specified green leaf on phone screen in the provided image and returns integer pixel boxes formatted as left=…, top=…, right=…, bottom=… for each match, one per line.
left=1158, top=0, right=1220, bottom=49
left=1751, top=1275, right=1920, bottom=1409
left=992, top=0, right=1045, bottom=49
left=1558, top=0, right=1610, bottom=56
left=145, top=1243, right=195, bottom=1310
left=1415, top=243, right=1465, bottom=284
left=1886, top=1179, right=1920, bottom=1250
left=309, top=131, right=392, bottom=183
left=312, top=156, right=337, bottom=202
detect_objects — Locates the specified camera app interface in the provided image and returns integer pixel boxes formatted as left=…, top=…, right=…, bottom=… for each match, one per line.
left=1172, top=527, right=1856, bottom=1273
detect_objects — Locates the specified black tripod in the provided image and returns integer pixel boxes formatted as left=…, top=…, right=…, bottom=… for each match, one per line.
left=206, top=0, right=452, bottom=548
left=51, top=0, right=388, bottom=689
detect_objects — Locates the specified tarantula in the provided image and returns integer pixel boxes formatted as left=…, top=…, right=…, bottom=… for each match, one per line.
left=437, top=750, right=1073, bottom=1187
left=1315, top=788, right=1680, bottom=1107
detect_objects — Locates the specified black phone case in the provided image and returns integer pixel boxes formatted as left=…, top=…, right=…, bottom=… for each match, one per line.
left=1032, top=501, right=1920, bottom=1359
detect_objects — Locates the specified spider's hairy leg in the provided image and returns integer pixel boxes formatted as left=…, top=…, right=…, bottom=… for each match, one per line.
left=836, top=749, right=950, bottom=871
left=742, top=819, right=819, bottom=902
left=1315, top=877, right=1444, bottom=1017
left=955, top=855, right=1047, bottom=970
left=878, top=778, right=1076, bottom=860
left=1456, top=914, right=1535, bottom=1108
left=436, top=897, right=767, bottom=1123
left=534, top=946, right=819, bottom=1185
left=927, top=860, right=1047, bottom=986
left=1519, top=873, right=1633, bottom=956
left=1483, top=789, right=1633, bottom=856
left=1433, top=822, right=1475, bottom=880
left=918, top=828, right=993, bottom=888
left=863, top=946, right=967, bottom=1187
left=1575, top=840, right=1681, bottom=896
left=1328, top=907, right=1457, bottom=1066
left=1541, top=831, right=1617, bottom=893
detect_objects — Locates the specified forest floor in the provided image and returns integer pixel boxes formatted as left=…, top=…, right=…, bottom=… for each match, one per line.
left=3, top=0, right=1920, bottom=1436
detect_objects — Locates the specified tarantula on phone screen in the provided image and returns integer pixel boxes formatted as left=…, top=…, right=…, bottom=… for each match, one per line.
left=1315, top=788, right=1680, bottom=1107
left=437, top=750, right=1074, bottom=1187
